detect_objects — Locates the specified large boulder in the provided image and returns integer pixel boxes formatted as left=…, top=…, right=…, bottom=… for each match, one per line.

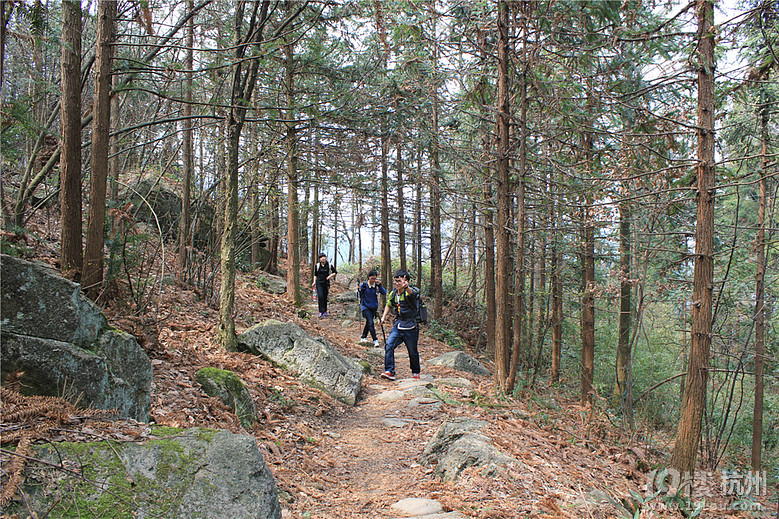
left=0, top=254, right=152, bottom=421
left=4, top=428, right=282, bottom=519
left=427, top=351, right=492, bottom=377
left=256, top=272, right=287, bottom=295
left=421, top=418, right=517, bottom=482
left=237, top=319, right=363, bottom=406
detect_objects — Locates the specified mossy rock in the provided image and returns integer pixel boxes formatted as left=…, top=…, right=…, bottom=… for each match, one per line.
left=195, top=367, right=257, bottom=428
left=4, top=427, right=281, bottom=518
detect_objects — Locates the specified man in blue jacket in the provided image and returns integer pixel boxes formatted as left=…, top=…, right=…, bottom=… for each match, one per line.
left=358, top=270, right=386, bottom=346
left=378, top=269, right=421, bottom=381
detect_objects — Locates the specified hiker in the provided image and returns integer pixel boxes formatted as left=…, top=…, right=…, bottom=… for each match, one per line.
left=358, top=270, right=386, bottom=346
left=312, top=253, right=336, bottom=317
left=378, top=269, right=421, bottom=381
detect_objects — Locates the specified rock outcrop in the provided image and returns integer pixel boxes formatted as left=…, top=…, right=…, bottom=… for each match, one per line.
left=1, top=254, right=152, bottom=421
left=237, top=319, right=363, bottom=405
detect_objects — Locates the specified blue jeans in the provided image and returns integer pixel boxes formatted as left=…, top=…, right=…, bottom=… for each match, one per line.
left=384, top=324, right=420, bottom=375
left=362, top=308, right=379, bottom=340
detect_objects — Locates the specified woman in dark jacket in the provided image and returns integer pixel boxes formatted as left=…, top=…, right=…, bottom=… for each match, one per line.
left=311, top=253, right=336, bottom=317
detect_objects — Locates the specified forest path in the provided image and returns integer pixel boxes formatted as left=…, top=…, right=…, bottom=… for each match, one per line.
left=273, top=289, right=462, bottom=518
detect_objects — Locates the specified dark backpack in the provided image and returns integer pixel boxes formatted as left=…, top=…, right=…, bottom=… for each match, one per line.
left=416, top=295, right=428, bottom=324
left=388, top=287, right=428, bottom=324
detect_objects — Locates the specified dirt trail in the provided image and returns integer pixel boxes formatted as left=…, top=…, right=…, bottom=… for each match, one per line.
left=272, top=292, right=460, bottom=518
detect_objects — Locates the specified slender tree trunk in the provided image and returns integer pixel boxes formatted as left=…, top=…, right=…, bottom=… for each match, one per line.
left=381, top=136, right=391, bottom=284
left=580, top=167, right=595, bottom=404
left=217, top=0, right=270, bottom=351
left=82, top=0, right=115, bottom=298
left=415, top=150, right=423, bottom=289
left=751, top=96, right=768, bottom=473
left=616, top=199, right=634, bottom=429
left=178, top=0, right=194, bottom=282
left=284, top=40, right=301, bottom=306
left=508, top=48, right=528, bottom=393
left=494, top=0, right=512, bottom=391
left=59, top=0, right=83, bottom=276
left=672, top=0, right=716, bottom=480
left=397, top=141, right=407, bottom=272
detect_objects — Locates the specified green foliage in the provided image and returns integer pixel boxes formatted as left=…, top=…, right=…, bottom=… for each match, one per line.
left=425, top=320, right=466, bottom=350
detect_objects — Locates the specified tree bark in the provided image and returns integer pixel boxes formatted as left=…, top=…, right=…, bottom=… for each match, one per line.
left=82, top=0, right=116, bottom=298
left=59, top=0, right=83, bottom=276
left=284, top=38, right=301, bottom=307
left=396, top=141, right=407, bottom=272
left=616, top=199, right=634, bottom=429
left=217, top=0, right=270, bottom=351
left=177, top=0, right=194, bottom=282
left=671, top=0, right=716, bottom=480
left=751, top=92, right=768, bottom=473
left=494, top=0, right=512, bottom=391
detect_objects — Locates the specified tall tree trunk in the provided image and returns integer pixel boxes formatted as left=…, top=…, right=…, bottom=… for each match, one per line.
left=59, top=0, right=83, bottom=277
left=284, top=39, right=301, bottom=307
left=494, top=0, right=512, bottom=391
left=428, top=3, right=443, bottom=313
left=751, top=94, right=768, bottom=473
left=380, top=136, right=391, bottom=284
left=580, top=142, right=596, bottom=404
left=415, top=150, right=423, bottom=289
left=217, top=0, right=270, bottom=351
left=671, top=0, right=716, bottom=480
left=178, top=0, right=194, bottom=282
left=616, top=199, right=634, bottom=429
left=550, top=191, right=562, bottom=382
left=397, top=141, right=407, bottom=272
left=508, top=45, right=528, bottom=393
left=82, top=0, right=115, bottom=298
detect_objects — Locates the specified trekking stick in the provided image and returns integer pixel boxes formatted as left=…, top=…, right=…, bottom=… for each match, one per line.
left=379, top=315, right=386, bottom=345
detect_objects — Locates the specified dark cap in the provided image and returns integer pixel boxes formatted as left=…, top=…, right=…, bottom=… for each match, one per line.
left=393, top=269, right=410, bottom=280
left=318, top=252, right=326, bottom=259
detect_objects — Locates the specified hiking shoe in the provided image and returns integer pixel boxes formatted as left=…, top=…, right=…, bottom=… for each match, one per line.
left=318, top=312, right=323, bottom=317
left=322, top=312, right=328, bottom=317
left=360, top=336, right=367, bottom=341
left=380, top=371, right=396, bottom=381
left=412, top=373, right=421, bottom=379
left=373, top=339, right=379, bottom=347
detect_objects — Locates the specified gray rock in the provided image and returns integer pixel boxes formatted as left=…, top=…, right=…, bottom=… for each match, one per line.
left=195, top=367, right=257, bottom=428
left=1, top=255, right=107, bottom=348
left=335, top=291, right=358, bottom=303
left=1, top=255, right=152, bottom=421
left=434, top=377, right=473, bottom=388
left=5, top=428, right=281, bottom=519
left=427, top=351, right=491, bottom=377
left=237, top=319, right=363, bottom=406
left=421, top=418, right=517, bottom=482
left=256, top=272, right=287, bottom=294
left=391, top=497, right=443, bottom=516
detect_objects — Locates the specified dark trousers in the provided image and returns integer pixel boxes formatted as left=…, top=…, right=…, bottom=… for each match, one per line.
left=384, top=324, right=420, bottom=375
left=316, top=282, right=329, bottom=314
left=362, top=308, right=379, bottom=340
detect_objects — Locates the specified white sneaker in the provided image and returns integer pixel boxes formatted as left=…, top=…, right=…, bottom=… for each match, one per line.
left=373, top=340, right=379, bottom=347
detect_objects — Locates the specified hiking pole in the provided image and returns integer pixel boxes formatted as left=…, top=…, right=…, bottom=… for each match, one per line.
left=379, top=313, right=386, bottom=345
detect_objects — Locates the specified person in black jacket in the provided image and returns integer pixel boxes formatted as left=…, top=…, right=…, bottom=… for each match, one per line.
left=378, top=269, right=421, bottom=380
left=311, top=253, right=336, bottom=317
left=358, top=270, right=386, bottom=346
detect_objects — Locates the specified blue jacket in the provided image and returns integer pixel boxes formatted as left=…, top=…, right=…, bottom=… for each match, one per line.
left=359, top=281, right=386, bottom=311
